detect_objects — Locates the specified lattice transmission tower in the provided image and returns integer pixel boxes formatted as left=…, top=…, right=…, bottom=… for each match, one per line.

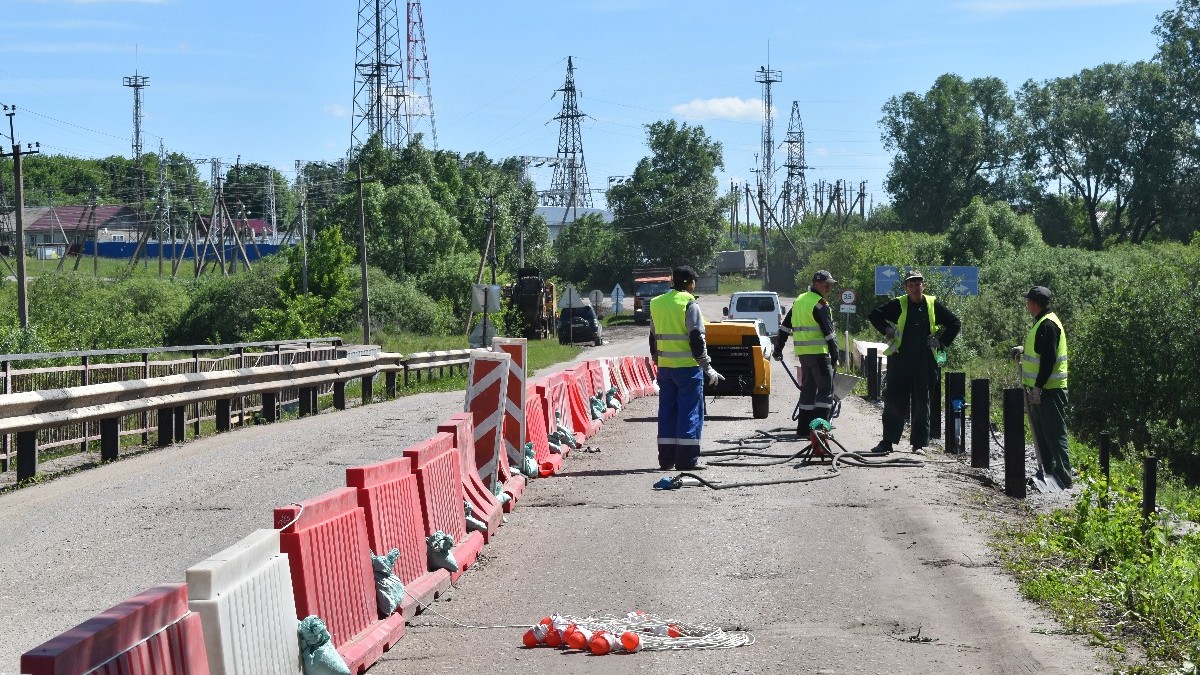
left=782, top=101, right=810, bottom=226
left=351, top=0, right=438, bottom=152
left=755, top=64, right=782, bottom=222
left=352, top=0, right=406, bottom=150
left=122, top=72, right=149, bottom=161
left=406, top=0, right=437, bottom=149
left=547, top=56, right=592, bottom=221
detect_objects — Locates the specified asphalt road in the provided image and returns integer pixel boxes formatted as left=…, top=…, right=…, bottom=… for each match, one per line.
left=0, top=291, right=1104, bottom=674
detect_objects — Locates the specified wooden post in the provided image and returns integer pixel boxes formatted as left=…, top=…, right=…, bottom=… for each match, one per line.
left=386, top=371, right=397, bottom=399
left=173, top=405, right=186, bottom=442
left=299, top=388, right=312, bottom=417
left=100, top=417, right=119, bottom=462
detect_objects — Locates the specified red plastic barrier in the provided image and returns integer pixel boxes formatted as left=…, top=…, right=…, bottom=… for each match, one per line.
left=465, top=351, right=510, bottom=491
left=21, top=583, right=209, bottom=675
left=402, top=432, right=484, bottom=582
left=346, top=456, right=452, bottom=620
left=525, top=382, right=560, bottom=477
left=563, top=367, right=601, bottom=440
left=437, top=414, right=502, bottom=542
left=274, top=488, right=403, bottom=673
left=585, top=360, right=616, bottom=421
left=619, top=357, right=643, bottom=398
left=492, top=339, right=529, bottom=506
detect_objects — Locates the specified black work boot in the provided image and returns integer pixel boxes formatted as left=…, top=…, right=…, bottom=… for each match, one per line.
left=868, top=440, right=893, bottom=454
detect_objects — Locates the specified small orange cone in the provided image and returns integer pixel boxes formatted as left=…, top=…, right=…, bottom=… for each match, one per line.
left=522, top=622, right=549, bottom=648
left=566, top=627, right=593, bottom=651
left=620, top=631, right=642, bottom=653
left=589, top=631, right=619, bottom=655
left=545, top=627, right=563, bottom=648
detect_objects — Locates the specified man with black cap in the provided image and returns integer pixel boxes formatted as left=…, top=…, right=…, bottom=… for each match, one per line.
left=649, top=266, right=724, bottom=471
left=774, top=270, right=841, bottom=435
left=1011, top=285, right=1072, bottom=487
left=867, top=269, right=961, bottom=454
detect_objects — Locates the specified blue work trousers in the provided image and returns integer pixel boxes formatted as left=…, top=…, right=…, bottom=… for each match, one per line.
left=657, top=366, right=704, bottom=469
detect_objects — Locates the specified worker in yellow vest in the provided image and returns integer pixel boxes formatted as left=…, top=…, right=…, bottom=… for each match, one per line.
left=649, top=266, right=724, bottom=471
left=773, top=270, right=840, bottom=435
left=867, top=270, right=961, bottom=455
left=1011, top=285, right=1072, bottom=488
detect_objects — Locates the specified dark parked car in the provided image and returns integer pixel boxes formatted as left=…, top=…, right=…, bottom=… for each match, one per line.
left=558, top=305, right=603, bottom=346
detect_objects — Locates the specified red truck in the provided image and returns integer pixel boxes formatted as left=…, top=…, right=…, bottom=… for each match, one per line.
left=631, top=267, right=673, bottom=324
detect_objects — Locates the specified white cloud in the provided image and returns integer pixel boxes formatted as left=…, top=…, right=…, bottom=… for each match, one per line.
left=671, top=97, right=767, bottom=122
left=325, top=103, right=350, bottom=119
left=959, top=0, right=1155, bottom=13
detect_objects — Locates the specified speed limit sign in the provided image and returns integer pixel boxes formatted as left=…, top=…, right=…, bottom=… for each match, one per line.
left=840, top=289, right=857, bottom=304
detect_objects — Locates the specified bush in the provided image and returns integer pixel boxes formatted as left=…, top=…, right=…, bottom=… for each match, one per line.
left=170, top=257, right=286, bottom=345
left=366, top=271, right=456, bottom=336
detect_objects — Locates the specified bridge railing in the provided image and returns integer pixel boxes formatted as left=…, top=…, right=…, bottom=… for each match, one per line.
left=0, top=338, right=389, bottom=480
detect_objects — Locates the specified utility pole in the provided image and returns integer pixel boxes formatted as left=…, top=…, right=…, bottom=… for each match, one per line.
left=2, top=105, right=37, bottom=328
left=296, top=160, right=309, bottom=295
left=355, top=163, right=371, bottom=345
left=757, top=182, right=770, bottom=290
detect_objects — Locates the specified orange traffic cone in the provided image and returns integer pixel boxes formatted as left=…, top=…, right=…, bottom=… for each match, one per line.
left=566, top=626, right=593, bottom=651
left=620, top=631, right=643, bottom=653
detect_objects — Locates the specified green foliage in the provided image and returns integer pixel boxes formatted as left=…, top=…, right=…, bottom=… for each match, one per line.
left=608, top=120, right=727, bottom=269
left=368, top=271, right=456, bottom=336
left=881, top=74, right=1024, bottom=233
left=999, top=449, right=1200, bottom=671
left=1070, top=243, right=1200, bottom=477
left=417, top=250, right=482, bottom=320
left=0, top=325, right=47, bottom=355
left=552, top=213, right=631, bottom=289
left=170, top=258, right=286, bottom=344
left=944, top=197, right=1043, bottom=266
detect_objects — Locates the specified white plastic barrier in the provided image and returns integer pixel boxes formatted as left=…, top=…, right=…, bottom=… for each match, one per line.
left=186, top=529, right=302, bottom=675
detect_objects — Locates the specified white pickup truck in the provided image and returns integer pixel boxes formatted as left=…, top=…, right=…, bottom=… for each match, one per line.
left=722, top=291, right=783, bottom=336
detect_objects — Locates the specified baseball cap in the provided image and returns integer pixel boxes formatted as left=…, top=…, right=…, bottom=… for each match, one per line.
left=1023, top=286, right=1052, bottom=304
left=812, top=270, right=837, bottom=284
left=904, top=270, right=924, bottom=282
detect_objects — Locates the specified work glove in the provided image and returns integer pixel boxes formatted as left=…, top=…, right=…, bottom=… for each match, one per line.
left=926, top=335, right=941, bottom=350
left=830, top=349, right=841, bottom=370
left=705, top=367, right=725, bottom=387
left=772, top=349, right=784, bottom=362
left=1026, top=386, right=1042, bottom=405
left=883, top=325, right=897, bottom=339
left=1010, top=345, right=1024, bottom=360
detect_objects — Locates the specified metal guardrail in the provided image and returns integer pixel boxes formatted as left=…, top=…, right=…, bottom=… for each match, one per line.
left=0, top=351, right=405, bottom=483
left=402, top=349, right=472, bottom=387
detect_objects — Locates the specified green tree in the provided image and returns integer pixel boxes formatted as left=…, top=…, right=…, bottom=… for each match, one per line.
left=608, top=120, right=727, bottom=269
left=552, top=213, right=631, bottom=289
left=880, top=74, right=1023, bottom=232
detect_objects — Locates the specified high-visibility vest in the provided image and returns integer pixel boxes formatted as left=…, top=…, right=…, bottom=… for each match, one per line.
left=790, top=290, right=828, bottom=356
left=650, top=290, right=700, bottom=368
left=885, top=294, right=938, bottom=356
left=1022, top=312, right=1068, bottom=389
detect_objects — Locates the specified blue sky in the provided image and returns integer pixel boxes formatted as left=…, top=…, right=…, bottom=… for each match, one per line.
left=0, top=0, right=1178, bottom=211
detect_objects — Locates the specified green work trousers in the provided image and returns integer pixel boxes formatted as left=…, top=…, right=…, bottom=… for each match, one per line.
left=882, top=358, right=934, bottom=448
left=1030, top=388, right=1072, bottom=488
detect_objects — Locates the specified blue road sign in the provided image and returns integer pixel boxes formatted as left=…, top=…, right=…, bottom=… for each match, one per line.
left=875, top=266, right=980, bottom=296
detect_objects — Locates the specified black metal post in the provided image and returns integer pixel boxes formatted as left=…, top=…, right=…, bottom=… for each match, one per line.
left=100, top=417, right=119, bottom=462
left=970, top=378, right=990, bottom=469
left=1003, top=388, right=1026, bottom=499
left=16, top=430, right=37, bottom=481
left=216, top=399, right=232, bottom=431
left=157, top=407, right=174, bottom=447
left=386, top=371, right=397, bottom=398
left=262, top=392, right=278, bottom=423
left=334, top=381, right=346, bottom=410
left=945, top=371, right=966, bottom=454
left=173, top=405, right=186, bottom=442
left=866, top=347, right=878, bottom=400
left=361, top=374, right=373, bottom=406
left=299, top=388, right=312, bottom=417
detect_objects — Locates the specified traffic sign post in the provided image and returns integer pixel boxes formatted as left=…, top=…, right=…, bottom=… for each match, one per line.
left=839, top=289, right=857, bottom=370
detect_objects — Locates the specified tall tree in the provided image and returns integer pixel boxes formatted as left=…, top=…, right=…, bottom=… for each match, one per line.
left=880, top=74, right=1023, bottom=233
left=607, top=120, right=727, bottom=269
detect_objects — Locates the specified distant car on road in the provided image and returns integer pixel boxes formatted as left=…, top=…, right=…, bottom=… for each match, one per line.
left=558, top=304, right=604, bottom=346
left=723, top=291, right=783, bottom=336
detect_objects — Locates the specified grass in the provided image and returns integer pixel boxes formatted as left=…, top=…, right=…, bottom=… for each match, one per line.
left=12, top=254, right=195, bottom=280
left=994, top=438, right=1200, bottom=673
left=716, top=273, right=764, bottom=295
